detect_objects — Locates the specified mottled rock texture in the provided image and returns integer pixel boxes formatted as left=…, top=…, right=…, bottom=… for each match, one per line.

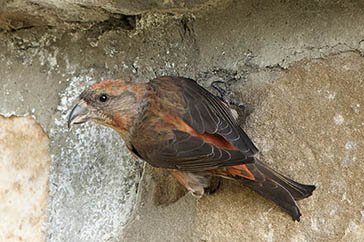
left=123, top=53, right=364, bottom=242
left=195, top=53, right=364, bottom=241
left=0, top=116, right=50, bottom=242
left=0, top=0, right=364, bottom=242
left=0, top=0, right=226, bottom=31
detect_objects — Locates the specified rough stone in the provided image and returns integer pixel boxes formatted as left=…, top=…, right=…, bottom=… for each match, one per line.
left=0, top=115, right=50, bottom=242
left=122, top=165, right=196, bottom=242
left=194, top=0, right=364, bottom=69
left=0, top=0, right=227, bottom=30
left=194, top=53, right=364, bottom=241
left=0, top=10, right=199, bottom=242
left=123, top=53, right=364, bottom=242
left=1, top=1, right=364, bottom=242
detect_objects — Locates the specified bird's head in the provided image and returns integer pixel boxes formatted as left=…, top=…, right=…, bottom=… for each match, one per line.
left=68, top=79, right=145, bottom=137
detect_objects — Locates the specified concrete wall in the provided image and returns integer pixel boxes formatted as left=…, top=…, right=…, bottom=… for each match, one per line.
left=0, top=1, right=363, bottom=241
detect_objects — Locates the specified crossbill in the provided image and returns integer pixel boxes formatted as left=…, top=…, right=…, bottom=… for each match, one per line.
left=68, top=76, right=315, bottom=221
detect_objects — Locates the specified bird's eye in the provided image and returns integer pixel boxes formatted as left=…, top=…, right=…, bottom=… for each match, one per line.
left=99, top=94, right=108, bottom=102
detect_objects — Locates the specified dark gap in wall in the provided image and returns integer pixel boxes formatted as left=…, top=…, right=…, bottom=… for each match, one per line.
left=92, top=13, right=139, bottom=32
left=84, top=13, right=140, bottom=40
left=9, top=25, right=36, bottom=32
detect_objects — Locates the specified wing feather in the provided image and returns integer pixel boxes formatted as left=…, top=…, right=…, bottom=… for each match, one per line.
left=156, top=130, right=254, bottom=172
left=180, top=78, right=258, bottom=155
left=136, top=76, right=257, bottom=171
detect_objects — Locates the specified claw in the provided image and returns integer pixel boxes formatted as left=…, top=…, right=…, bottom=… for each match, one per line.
left=211, top=80, right=247, bottom=110
left=204, top=180, right=221, bottom=195
left=211, top=80, right=227, bottom=98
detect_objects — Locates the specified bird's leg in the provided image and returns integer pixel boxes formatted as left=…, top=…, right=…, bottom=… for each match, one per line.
left=211, top=80, right=247, bottom=110
left=204, top=179, right=221, bottom=195
left=170, top=170, right=209, bottom=198
left=211, top=80, right=255, bottom=121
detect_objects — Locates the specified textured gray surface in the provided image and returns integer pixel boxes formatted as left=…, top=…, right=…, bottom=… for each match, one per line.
left=0, top=0, right=227, bottom=30
left=194, top=53, right=364, bottom=241
left=0, top=28, right=145, bottom=242
left=0, top=0, right=364, bottom=241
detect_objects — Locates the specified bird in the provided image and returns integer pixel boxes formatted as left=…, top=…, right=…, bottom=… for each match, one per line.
left=68, top=76, right=315, bottom=221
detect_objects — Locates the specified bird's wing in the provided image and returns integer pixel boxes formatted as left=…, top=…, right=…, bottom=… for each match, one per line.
left=140, top=76, right=258, bottom=171
left=179, top=77, right=258, bottom=155
left=158, top=129, right=255, bottom=171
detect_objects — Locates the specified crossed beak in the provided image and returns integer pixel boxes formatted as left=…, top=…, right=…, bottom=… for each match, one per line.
left=68, top=100, right=90, bottom=129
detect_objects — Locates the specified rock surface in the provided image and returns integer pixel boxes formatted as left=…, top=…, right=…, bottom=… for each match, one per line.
left=0, top=1, right=364, bottom=242
left=194, top=53, right=364, bottom=241
left=123, top=53, right=364, bottom=242
left=0, top=0, right=226, bottom=30
left=0, top=116, right=50, bottom=242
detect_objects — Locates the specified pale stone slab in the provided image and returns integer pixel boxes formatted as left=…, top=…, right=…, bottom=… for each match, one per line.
left=195, top=53, right=364, bottom=242
left=0, top=116, right=50, bottom=242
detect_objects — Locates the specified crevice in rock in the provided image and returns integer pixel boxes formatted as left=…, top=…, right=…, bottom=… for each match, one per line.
left=1, top=11, right=139, bottom=34
left=82, top=13, right=140, bottom=41
left=265, top=63, right=287, bottom=71
left=91, top=13, right=139, bottom=32
left=179, top=15, right=195, bottom=41
left=9, top=25, right=36, bottom=32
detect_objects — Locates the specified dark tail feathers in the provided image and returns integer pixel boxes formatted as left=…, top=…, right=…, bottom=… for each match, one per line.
left=240, top=160, right=316, bottom=221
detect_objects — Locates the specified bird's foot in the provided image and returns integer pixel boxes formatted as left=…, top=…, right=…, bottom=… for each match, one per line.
left=211, top=80, right=247, bottom=111
left=204, top=180, right=221, bottom=195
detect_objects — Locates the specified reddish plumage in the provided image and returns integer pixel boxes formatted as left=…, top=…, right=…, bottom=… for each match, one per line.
left=170, top=114, right=238, bottom=151
left=226, top=165, right=255, bottom=180
left=68, top=76, right=315, bottom=221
